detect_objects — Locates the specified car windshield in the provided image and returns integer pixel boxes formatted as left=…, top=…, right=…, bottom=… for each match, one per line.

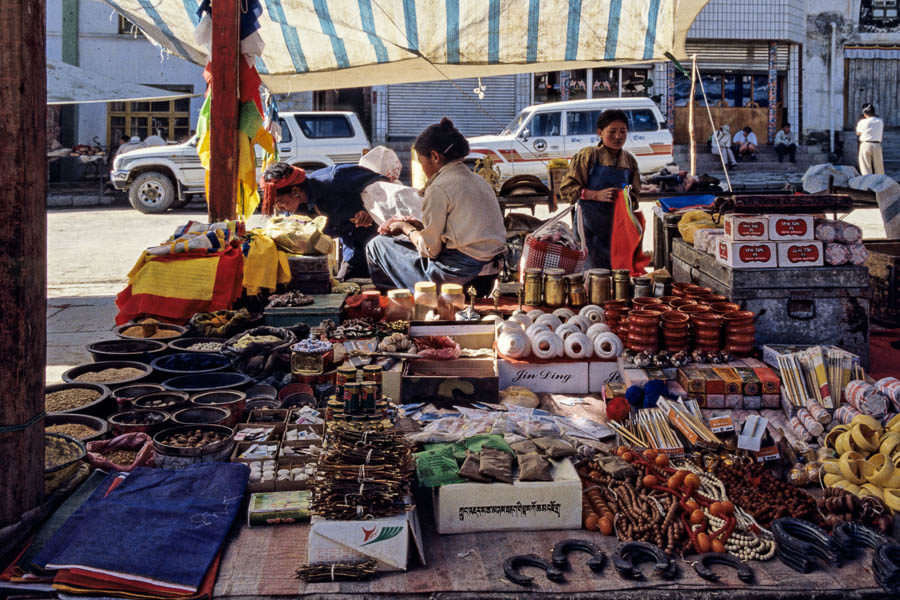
left=501, top=110, right=531, bottom=136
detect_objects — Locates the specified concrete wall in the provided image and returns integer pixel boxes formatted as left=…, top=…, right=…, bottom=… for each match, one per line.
left=47, top=0, right=207, bottom=146
left=689, top=0, right=806, bottom=43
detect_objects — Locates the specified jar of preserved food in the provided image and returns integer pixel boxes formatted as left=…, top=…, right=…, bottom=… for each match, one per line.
left=361, top=290, right=383, bottom=320
left=613, top=269, right=631, bottom=300
left=523, top=268, right=543, bottom=306
left=565, top=273, right=587, bottom=307
left=438, top=283, right=465, bottom=320
left=587, top=268, right=611, bottom=304
left=413, top=281, right=437, bottom=320
left=543, top=268, right=566, bottom=308
left=384, top=288, right=413, bottom=322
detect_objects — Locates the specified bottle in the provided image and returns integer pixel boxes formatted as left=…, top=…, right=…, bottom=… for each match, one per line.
left=413, top=281, right=437, bottom=320
left=438, top=283, right=465, bottom=320
left=384, top=289, right=413, bottom=322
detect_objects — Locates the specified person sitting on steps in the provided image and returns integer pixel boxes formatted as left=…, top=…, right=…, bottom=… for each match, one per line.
left=732, top=126, right=758, bottom=162
left=774, top=122, right=797, bottom=163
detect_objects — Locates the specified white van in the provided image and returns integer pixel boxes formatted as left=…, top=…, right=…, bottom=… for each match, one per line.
left=466, top=98, right=672, bottom=182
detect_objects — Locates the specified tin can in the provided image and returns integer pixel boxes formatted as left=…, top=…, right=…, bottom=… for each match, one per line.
left=587, top=269, right=611, bottom=304
left=613, top=269, right=631, bottom=300
left=361, top=383, right=378, bottom=413
left=523, top=268, right=543, bottom=306
left=326, top=398, right=344, bottom=422
left=336, top=365, right=357, bottom=385
left=633, top=276, right=652, bottom=298
left=543, top=268, right=566, bottom=308
left=343, top=383, right=361, bottom=415
left=362, top=365, right=382, bottom=384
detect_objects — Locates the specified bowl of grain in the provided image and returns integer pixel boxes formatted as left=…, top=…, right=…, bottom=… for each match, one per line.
left=61, top=361, right=153, bottom=390
left=45, top=382, right=112, bottom=416
left=115, top=319, right=186, bottom=341
left=86, top=338, right=169, bottom=363
left=44, top=432, right=87, bottom=495
left=166, top=337, right=226, bottom=354
left=45, top=413, right=108, bottom=442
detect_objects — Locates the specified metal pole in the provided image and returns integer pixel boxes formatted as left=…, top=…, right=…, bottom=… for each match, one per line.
left=829, top=22, right=837, bottom=154
left=689, top=56, right=697, bottom=176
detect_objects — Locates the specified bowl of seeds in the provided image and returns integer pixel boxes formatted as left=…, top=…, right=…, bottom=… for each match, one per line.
left=166, top=337, right=227, bottom=354
left=62, top=361, right=152, bottom=390
left=131, top=391, right=191, bottom=413
left=45, top=382, right=111, bottom=416
left=44, top=432, right=87, bottom=494
left=45, top=413, right=108, bottom=442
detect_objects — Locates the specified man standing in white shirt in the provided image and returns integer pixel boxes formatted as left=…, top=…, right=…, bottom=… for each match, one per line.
left=774, top=123, right=797, bottom=163
left=856, top=103, right=884, bottom=175
left=732, top=126, right=758, bottom=161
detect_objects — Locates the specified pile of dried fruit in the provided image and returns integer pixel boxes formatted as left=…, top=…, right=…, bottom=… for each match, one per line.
left=158, top=429, right=230, bottom=448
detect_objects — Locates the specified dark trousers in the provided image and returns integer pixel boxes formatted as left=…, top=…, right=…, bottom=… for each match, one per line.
left=776, top=143, right=797, bottom=163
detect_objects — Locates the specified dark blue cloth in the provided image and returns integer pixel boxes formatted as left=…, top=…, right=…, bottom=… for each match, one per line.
left=32, top=463, right=249, bottom=589
left=578, top=163, right=631, bottom=270
left=300, top=164, right=385, bottom=275
left=657, top=194, right=717, bottom=213
left=365, top=236, right=489, bottom=291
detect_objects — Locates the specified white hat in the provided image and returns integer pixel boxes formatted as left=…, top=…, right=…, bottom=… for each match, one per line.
left=129, top=136, right=141, bottom=143
left=358, top=146, right=402, bottom=182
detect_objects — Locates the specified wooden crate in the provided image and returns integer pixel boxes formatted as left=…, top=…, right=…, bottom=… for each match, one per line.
left=264, top=293, right=346, bottom=328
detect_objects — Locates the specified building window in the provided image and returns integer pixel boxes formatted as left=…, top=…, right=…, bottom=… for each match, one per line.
left=674, top=72, right=784, bottom=108
left=534, top=72, right=562, bottom=104
left=861, top=0, right=900, bottom=31
left=107, top=85, right=193, bottom=149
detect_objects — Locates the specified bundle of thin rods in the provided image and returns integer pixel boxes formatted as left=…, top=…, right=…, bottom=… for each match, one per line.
left=310, top=422, right=415, bottom=519
left=296, top=559, right=377, bottom=582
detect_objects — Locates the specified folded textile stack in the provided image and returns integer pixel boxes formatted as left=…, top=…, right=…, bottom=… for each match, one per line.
left=10, top=463, right=248, bottom=599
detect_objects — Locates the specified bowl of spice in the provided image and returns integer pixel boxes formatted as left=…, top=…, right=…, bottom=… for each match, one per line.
left=62, top=361, right=152, bottom=390
left=131, top=391, right=190, bottom=413
left=86, top=339, right=168, bottom=364
left=45, top=413, right=108, bottom=442
left=45, top=382, right=111, bottom=416
left=150, top=352, right=231, bottom=377
left=112, top=383, right=166, bottom=410
left=166, top=337, right=226, bottom=354
left=115, top=319, right=186, bottom=341
left=107, top=409, right=170, bottom=435
left=44, top=432, right=87, bottom=494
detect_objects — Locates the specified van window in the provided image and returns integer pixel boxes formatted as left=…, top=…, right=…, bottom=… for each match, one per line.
left=628, top=109, right=660, bottom=132
left=566, top=111, right=603, bottom=136
left=294, top=115, right=354, bottom=139
left=527, top=112, right=561, bottom=137
left=278, top=118, right=293, bottom=143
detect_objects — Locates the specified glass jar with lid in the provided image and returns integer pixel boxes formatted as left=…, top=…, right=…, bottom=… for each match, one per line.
left=543, top=268, right=566, bottom=308
left=523, top=268, right=543, bottom=306
left=361, top=290, right=383, bottom=320
left=413, top=281, right=438, bottom=320
left=565, top=273, right=587, bottom=307
left=587, top=268, right=611, bottom=304
left=438, top=283, right=465, bottom=320
left=613, top=269, right=631, bottom=300
left=384, top=288, right=413, bottom=322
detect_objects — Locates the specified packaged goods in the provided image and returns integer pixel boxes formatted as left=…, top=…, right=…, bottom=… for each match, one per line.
left=777, top=241, right=824, bottom=267
left=717, top=240, right=777, bottom=268
left=824, top=242, right=850, bottom=265
left=768, top=215, right=814, bottom=241
left=724, top=214, right=768, bottom=241
left=814, top=218, right=862, bottom=243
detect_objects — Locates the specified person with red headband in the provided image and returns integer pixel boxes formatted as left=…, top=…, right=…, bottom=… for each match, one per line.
left=260, top=161, right=387, bottom=279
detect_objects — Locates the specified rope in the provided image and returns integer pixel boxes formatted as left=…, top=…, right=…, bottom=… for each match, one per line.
left=0, top=412, right=46, bottom=434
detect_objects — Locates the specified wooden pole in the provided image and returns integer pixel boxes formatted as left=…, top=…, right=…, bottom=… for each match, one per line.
left=208, top=0, right=240, bottom=222
left=0, top=0, right=47, bottom=525
left=688, top=56, right=697, bottom=176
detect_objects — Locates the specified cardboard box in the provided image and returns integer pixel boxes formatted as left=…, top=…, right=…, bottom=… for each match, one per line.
left=409, top=322, right=495, bottom=351
left=405, top=358, right=499, bottom=405
left=768, top=214, right=814, bottom=241
left=308, top=508, right=425, bottom=572
left=246, top=409, right=289, bottom=425
left=724, top=394, right=742, bottom=409
left=604, top=381, right=627, bottom=401
left=712, top=367, right=743, bottom=395
left=247, top=490, right=311, bottom=527
left=231, top=441, right=280, bottom=463
left=708, top=414, right=735, bottom=435
left=433, top=459, right=582, bottom=534
left=724, top=214, right=768, bottom=241
left=752, top=366, right=781, bottom=394
left=234, top=423, right=284, bottom=443
left=732, top=367, right=761, bottom=396
left=705, top=394, right=725, bottom=409
left=698, top=367, right=725, bottom=395
left=678, top=367, right=706, bottom=395
left=498, top=360, right=589, bottom=394
left=622, top=368, right=650, bottom=388
left=777, top=241, right=824, bottom=267
left=588, top=360, right=620, bottom=393
left=717, top=240, right=778, bottom=269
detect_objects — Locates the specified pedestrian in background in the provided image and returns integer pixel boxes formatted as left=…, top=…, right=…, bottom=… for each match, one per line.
left=732, top=126, right=758, bottom=162
left=712, top=124, right=737, bottom=168
left=856, top=103, right=884, bottom=175
left=774, top=122, right=797, bottom=163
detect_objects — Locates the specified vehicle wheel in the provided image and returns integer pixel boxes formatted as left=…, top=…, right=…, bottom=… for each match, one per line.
left=128, top=171, right=176, bottom=213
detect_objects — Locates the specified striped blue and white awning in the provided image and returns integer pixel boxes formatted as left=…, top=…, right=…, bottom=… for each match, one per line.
left=101, top=0, right=708, bottom=92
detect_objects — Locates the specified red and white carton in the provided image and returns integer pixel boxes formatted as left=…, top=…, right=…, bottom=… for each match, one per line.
left=723, top=214, right=768, bottom=241
left=768, top=214, right=814, bottom=241
left=777, top=241, right=824, bottom=267
left=717, top=239, right=777, bottom=269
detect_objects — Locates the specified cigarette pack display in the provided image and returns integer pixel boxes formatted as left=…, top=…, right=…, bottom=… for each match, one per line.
left=724, top=214, right=768, bottom=241
left=777, top=241, right=824, bottom=267
left=768, top=215, right=814, bottom=241
left=732, top=367, right=761, bottom=396
left=712, top=367, right=743, bottom=395
left=698, top=367, right=725, bottom=395
left=717, top=240, right=778, bottom=269
left=677, top=367, right=706, bottom=395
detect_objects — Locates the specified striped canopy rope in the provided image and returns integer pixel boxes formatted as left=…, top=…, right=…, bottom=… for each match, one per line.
left=101, top=0, right=708, bottom=92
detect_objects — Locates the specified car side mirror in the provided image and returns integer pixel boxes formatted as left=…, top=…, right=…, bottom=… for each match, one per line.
left=519, top=128, right=530, bottom=141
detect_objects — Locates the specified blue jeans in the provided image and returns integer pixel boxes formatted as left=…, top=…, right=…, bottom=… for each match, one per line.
left=365, top=235, right=489, bottom=291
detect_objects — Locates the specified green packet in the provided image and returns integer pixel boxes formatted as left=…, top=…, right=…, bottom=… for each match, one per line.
left=414, top=445, right=464, bottom=487
left=424, top=434, right=514, bottom=467
left=247, top=490, right=311, bottom=527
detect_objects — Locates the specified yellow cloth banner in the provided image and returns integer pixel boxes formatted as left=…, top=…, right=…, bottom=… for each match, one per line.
left=243, top=231, right=291, bottom=295
left=128, top=251, right=220, bottom=301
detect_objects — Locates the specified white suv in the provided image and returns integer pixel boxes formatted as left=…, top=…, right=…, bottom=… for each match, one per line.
left=111, top=111, right=370, bottom=213
left=466, top=98, right=672, bottom=183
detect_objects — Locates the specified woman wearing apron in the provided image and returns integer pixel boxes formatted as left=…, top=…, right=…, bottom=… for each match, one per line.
left=558, top=110, right=642, bottom=270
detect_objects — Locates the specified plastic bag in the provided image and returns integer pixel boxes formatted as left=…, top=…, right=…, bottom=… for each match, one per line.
left=518, top=452, right=553, bottom=482
left=85, top=432, right=154, bottom=472
left=458, top=450, right=491, bottom=482
left=361, top=182, right=424, bottom=225
left=264, top=215, right=328, bottom=254
left=479, top=449, right=514, bottom=483
left=414, top=444, right=463, bottom=487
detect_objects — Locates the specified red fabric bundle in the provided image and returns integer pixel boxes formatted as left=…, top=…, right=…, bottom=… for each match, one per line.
left=413, top=336, right=461, bottom=360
